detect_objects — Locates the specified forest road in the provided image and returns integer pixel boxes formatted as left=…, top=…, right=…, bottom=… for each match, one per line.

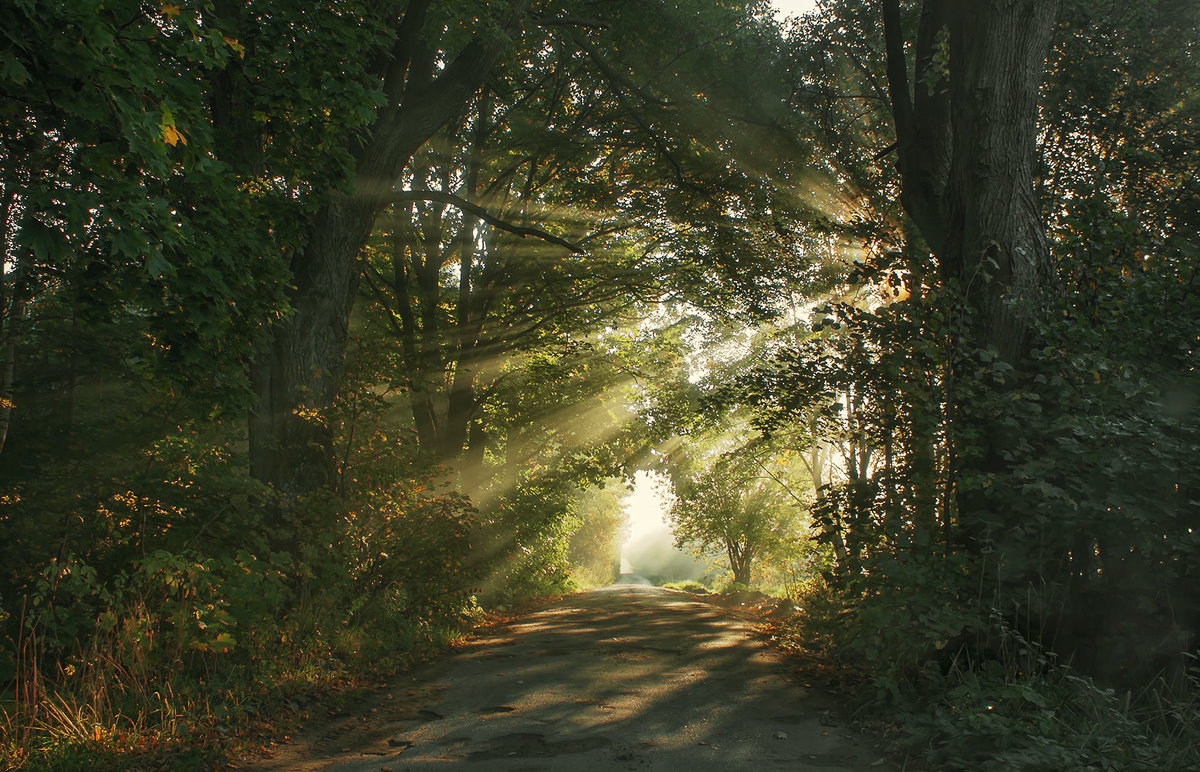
left=245, top=585, right=897, bottom=772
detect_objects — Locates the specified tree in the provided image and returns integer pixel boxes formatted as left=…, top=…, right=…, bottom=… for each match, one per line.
left=244, top=0, right=532, bottom=493
left=566, top=480, right=630, bottom=586
left=669, top=456, right=796, bottom=586
left=0, top=1, right=339, bottom=461
left=883, top=0, right=1060, bottom=364
left=746, top=0, right=1200, bottom=693
left=877, top=0, right=1061, bottom=561
left=350, top=0, right=821, bottom=485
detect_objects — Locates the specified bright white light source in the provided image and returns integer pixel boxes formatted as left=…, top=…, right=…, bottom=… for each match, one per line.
left=621, top=470, right=675, bottom=561
left=770, top=0, right=820, bottom=21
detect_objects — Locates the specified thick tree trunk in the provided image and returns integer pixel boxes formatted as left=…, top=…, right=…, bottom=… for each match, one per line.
left=886, top=0, right=1057, bottom=360
left=249, top=198, right=376, bottom=493
left=941, top=0, right=1058, bottom=364
left=884, top=0, right=1059, bottom=546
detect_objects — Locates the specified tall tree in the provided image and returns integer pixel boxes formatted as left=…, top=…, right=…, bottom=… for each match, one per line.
left=355, top=0, right=820, bottom=485
left=883, top=0, right=1059, bottom=365
left=881, top=0, right=1060, bottom=552
left=247, top=0, right=809, bottom=495
left=246, top=1, right=533, bottom=493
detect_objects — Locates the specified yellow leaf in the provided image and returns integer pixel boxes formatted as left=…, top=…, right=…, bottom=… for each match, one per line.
left=161, top=3, right=182, bottom=17
left=162, top=123, right=187, bottom=146
left=224, top=36, right=245, bottom=57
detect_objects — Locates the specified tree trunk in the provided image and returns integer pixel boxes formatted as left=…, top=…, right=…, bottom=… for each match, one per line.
left=884, top=0, right=1059, bottom=545
left=730, top=546, right=753, bottom=586
left=0, top=249, right=30, bottom=457
left=443, top=100, right=487, bottom=460
left=885, top=0, right=1058, bottom=360
left=941, top=1, right=1058, bottom=364
left=247, top=7, right=522, bottom=493
left=249, top=197, right=376, bottom=493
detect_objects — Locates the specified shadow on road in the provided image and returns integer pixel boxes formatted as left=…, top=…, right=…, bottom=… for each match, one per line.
left=247, top=585, right=895, bottom=771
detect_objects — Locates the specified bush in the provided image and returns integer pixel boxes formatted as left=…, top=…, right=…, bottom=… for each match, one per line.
left=0, top=416, right=492, bottom=769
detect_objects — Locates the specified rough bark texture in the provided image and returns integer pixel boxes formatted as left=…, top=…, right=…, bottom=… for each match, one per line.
left=883, top=0, right=1059, bottom=546
left=942, top=1, right=1058, bottom=364
left=248, top=3, right=527, bottom=494
left=885, top=0, right=1058, bottom=364
left=249, top=199, right=376, bottom=491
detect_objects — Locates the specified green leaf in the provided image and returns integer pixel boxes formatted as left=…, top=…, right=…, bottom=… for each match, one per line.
left=0, top=52, right=29, bottom=84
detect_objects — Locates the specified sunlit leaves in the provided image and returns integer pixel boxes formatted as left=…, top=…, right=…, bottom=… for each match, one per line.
left=158, top=105, right=187, bottom=146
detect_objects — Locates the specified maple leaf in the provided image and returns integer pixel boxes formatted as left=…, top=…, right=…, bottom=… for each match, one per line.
left=162, top=124, right=187, bottom=146
left=159, top=104, right=187, bottom=146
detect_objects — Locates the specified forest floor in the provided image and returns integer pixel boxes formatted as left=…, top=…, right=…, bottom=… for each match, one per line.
left=240, top=583, right=898, bottom=772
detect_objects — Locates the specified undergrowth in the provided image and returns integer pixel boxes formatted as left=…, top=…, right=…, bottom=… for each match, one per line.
left=777, top=579, right=1200, bottom=772
left=0, top=425, right=495, bottom=770
left=661, top=580, right=710, bottom=594
left=1, top=585, right=477, bottom=771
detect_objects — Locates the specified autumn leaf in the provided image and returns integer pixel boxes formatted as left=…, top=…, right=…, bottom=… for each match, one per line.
left=162, top=124, right=187, bottom=146
left=161, top=3, right=182, bottom=17
left=159, top=104, right=187, bottom=146
left=224, top=36, right=245, bottom=58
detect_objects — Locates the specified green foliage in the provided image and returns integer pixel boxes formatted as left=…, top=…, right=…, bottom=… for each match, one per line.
left=5, top=0, right=1196, bottom=770
left=566, top=480, right=628, bottom=587
left=729, top=2, right=1200, bottom=770
left=1, top=0, right=827, bottom=767
left=2, top=2, right=284, bottom=406
left=0, top=398, right=487, bottom=767
left=914, top=666, right=1176, bottom=772
left=661, top=419, right=809, bottom=589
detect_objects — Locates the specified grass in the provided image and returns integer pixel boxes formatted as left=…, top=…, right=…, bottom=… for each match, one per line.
left=0, top=604, right=481, bottom=771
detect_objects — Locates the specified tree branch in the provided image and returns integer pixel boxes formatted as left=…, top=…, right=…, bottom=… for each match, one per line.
left=882, top=0, right=915, bottom=150
left=391, top=189, right=586, bottom=254
left=564, top=30, right=673, bottom=108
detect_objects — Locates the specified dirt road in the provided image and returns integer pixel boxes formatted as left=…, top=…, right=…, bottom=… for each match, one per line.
left=248, top=584, right=896, bottom=771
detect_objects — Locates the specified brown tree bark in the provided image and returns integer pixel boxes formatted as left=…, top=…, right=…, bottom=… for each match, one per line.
left=885, top=0, right=1058, bottom=363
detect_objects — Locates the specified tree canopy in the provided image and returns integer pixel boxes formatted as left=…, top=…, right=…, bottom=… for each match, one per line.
left=3, top=0, right=1200, bottom=769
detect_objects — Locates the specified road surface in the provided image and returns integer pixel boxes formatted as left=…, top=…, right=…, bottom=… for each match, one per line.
left=247, top=584, right=896, bottom=771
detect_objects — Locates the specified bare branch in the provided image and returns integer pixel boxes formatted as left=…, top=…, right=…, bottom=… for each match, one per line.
left=535, top=15, right=610, bottom=30
left=391, top=189, right=586, bottom=254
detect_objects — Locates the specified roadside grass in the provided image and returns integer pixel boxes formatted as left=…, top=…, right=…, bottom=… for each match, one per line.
left=0, top=599, right=481, bottom=771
